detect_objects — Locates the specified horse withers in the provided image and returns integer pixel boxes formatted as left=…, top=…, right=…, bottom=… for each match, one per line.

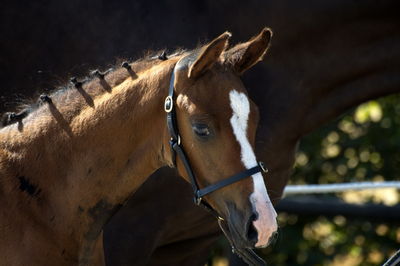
left=0, top=29, right=277, bottom=265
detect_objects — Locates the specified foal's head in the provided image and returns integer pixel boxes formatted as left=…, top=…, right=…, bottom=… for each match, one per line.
left=164, top=28, right=277, bottom=248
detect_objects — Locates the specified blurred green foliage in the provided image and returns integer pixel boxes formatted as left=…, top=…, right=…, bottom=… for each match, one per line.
left=262, top=94, right=400, bottom=265
left=294, top=96, right=400, bottom=186
left=211, top=94, right=400, bottom=265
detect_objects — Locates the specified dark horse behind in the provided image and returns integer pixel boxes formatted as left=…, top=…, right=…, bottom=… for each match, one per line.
left=1, top=0, right=399, bottom=265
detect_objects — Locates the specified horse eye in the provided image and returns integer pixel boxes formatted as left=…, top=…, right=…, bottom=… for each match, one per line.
left=192, top=124, right=211, bottom=138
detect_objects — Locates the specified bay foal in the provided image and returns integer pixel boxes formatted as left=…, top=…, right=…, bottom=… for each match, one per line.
left=0, top=29, right=277, bottom=265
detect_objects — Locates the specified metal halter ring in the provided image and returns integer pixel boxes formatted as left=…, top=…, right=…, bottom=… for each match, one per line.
left=195, top=196, right=202, bottom=205
left=164, top=96, right=173, bottom=112
left=259, top=161, right=268, bottom=173
left=170, top=135, right=181, bottom=145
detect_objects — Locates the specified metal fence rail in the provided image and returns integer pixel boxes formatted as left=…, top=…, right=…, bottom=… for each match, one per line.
left=283, top=181, right=400, bottom=196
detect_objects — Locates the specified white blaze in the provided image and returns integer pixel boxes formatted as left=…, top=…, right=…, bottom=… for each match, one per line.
left=229, top=90, right=278, bottom=247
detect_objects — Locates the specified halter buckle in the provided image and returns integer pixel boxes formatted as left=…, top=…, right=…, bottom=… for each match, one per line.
left=164, top=96, right=173, bottom=113
left=259, top=161, right=268, bottom=173
left=194, top=196, right=202, bottom=206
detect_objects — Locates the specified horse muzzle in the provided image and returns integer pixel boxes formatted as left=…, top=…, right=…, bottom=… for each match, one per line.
left=225, top=201, right=278, bottom=249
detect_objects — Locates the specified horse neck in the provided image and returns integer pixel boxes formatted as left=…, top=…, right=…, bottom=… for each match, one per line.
left=299, top=62, right=399, bottom=137
left=0, top=58, right=178, bottom=254
left=257, top=2, right=400, bottom=141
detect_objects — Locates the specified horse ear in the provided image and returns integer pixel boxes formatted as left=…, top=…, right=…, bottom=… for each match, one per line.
left=188, top=32, right=231, bottom=79
left=225, top=28, right=272, bottom=75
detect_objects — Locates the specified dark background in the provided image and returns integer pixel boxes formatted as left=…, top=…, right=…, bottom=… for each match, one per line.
left=1, top=0, right=268, bottom=111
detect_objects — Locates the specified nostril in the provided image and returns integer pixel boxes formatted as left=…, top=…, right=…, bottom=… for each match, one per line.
left=247, top=223, right=258, bottom=244
left=246, top=212, right=258, bottom=244
left=251, top=211, right=259, bottom=221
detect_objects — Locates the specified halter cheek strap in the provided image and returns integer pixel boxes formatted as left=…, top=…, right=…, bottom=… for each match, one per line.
left=165, top=63, right=268, bottom=266
left=165, top=65, right=268, bottom=210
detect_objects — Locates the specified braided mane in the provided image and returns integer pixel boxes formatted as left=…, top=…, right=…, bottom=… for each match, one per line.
left=0, top=50, right=186, bottom=129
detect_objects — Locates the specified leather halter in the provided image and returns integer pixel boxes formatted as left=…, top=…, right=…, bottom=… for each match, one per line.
left=164, top=64, right=268, bottom=217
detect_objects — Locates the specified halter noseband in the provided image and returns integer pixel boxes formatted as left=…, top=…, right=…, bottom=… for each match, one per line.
left=164, top=64, right=268, bottom=215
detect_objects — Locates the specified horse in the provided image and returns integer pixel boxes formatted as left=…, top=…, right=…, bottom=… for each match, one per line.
left=0, top=0, right=399, bottom=265
left=101, top=1, right=400, bottom=265
left=0, top=29, right=277, bottom=265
